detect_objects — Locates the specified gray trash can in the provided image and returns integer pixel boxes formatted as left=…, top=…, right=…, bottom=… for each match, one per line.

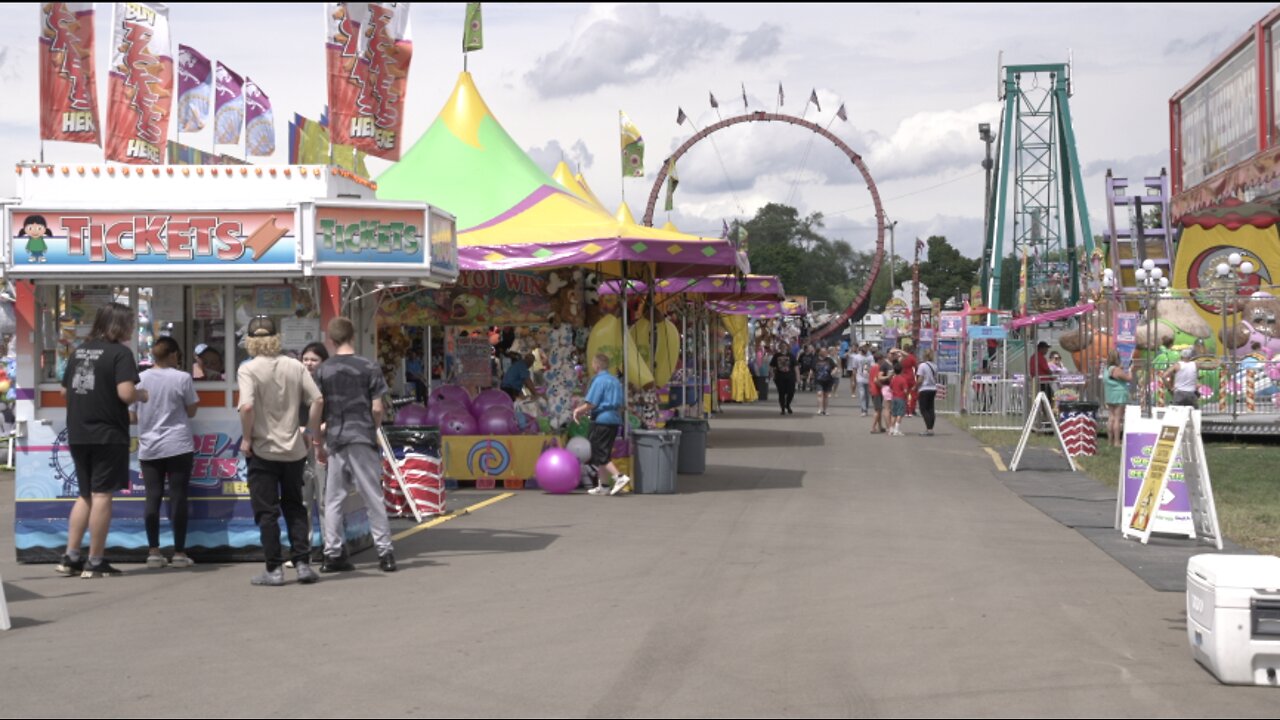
left=632, top=429, right=681, bottom=494
left=664, top=418, right=708, bottom=474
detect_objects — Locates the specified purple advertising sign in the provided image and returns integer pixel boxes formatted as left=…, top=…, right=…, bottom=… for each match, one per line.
left=176, top=44, right=212, bottom=132
left=1123, top=430, right=1192, bottom=519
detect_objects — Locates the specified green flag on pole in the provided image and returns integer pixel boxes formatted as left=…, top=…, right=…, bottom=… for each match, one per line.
left=620, top=110, right=644, bottom=178
left=464, top=3, right=484, bottom=52
left=664, top=157, right=679, bottom=211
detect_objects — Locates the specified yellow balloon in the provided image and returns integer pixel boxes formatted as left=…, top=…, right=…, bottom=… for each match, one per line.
left=631, top=318, right=681, bottom=387
left=587, top=315, right=654, bottom=388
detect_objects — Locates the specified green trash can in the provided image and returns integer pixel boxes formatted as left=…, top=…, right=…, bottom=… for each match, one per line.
left=632, top=429, right=681, bottom=494
left=664, top=418, right=708, bottom=474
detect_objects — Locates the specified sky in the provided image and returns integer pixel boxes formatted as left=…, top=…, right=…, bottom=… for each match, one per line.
left=1, top=2, right=1276, bottom=263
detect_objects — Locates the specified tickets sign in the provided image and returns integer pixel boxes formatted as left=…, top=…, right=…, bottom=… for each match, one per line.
left=7, top=209, right=298, bottom=271
left=314, top=205, right=425, bottom=264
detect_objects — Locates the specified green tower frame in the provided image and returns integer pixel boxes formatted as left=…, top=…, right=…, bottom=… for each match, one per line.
left=982, top=63, right=1094, bottom=314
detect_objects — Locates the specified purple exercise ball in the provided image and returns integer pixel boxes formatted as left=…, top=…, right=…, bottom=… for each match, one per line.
left=395, top=403, right=431, bottom=426
left=431, top=385, right=471, bottom=407
left=536, top=447, right=580, bottom=494
left=471, top=388, right=514, bottom=416
left=476, top=406, right=518, bottom=435
left=425, top=399, right=466, bottom=427
left=439, top=407, right=478, bottom=435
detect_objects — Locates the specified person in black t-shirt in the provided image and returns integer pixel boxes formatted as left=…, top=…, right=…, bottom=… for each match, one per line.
left=56, top=303, right=145, bottom=578
left=769, top=342, right=797, bottom=415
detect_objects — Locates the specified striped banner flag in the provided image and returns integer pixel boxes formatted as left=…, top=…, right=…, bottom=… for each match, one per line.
left=39, top=2, right=101, bottom=145
left=104, top=2, right=173, bottom=164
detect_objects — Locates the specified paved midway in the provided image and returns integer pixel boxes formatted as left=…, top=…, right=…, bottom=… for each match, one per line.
left=1, top=391, right=1275, bottom=717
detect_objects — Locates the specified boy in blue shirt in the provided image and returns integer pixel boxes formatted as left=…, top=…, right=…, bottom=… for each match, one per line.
left=571, top=353, right=632, bottom=496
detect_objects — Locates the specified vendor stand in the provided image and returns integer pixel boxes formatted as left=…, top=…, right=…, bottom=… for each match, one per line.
left=373, top=72, right=743, bottom=489
left=4, top=164, right=457, bottom=562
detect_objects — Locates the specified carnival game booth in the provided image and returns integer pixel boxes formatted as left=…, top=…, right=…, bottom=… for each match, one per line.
left=601, top=275, right=788, bottom=411
left=707, top=297, right=805, bottom=404
left=4, top=164, right=458, bottom=562
left=373, top=72, right=742, bottom=488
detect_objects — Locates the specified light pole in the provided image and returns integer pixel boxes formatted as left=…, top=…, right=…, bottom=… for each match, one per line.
left=1215, top=252, right=1255, bottom=423
left=1129, top=259, right=1168, bottom=418
left=978, top=123, right=996, bottom=306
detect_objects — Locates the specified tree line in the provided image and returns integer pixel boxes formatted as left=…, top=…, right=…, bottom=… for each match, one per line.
left=741, top=203, right=981, bottom=314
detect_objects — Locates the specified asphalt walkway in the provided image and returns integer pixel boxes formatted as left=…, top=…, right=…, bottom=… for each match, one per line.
left=0, top=390, right=1274, bottom=717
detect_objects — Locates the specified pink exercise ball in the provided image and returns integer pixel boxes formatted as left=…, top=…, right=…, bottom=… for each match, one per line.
left=535, top=447, right=580, bottom=494
left=476, top=406, right=518, bottom=435
left=425, top=399, right=466, bottom=427
left=431, top=385, right=471, bottom=407
left=471, top=388, right=514, bottom=416
left=395, top=403, right=431, bottom=426
left=439, top=407, right=478, bottom=435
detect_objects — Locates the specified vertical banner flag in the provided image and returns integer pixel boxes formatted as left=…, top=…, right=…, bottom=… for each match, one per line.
left=836, top=103, right=848, bottom=121
left=777, top=83, right=784, bottom=107
left=105, top=2, right=173, bottom=164
left=244, top=78, right=275, bottom=156
left=176, top=44, right=212, bottom=132
left=326, top=2, right=415, bottom=161
left=39, top=2, right=101, bottom=145
left=664, top=157, right=678, bottom=212
left=214, top=61, right=243, bottom=144
left=808, top=89, right=821, bottom=113
left=620, top=111, right=644, bottom=178
left=463, top=2, right=483, bottom=52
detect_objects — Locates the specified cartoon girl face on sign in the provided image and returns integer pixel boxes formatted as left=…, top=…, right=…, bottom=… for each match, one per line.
left=18, top=215, right=50, bottom=263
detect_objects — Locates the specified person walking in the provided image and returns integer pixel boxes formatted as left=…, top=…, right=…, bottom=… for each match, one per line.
left=900, top=344, right=918, bottom=417
left=571, top=353, right=632, bottom=496
left=1164, top=348, right=1200, bottom=408
left=869, top=350, right=886, bottom=433
left=798, top=344, right=816, bottom=393
left=1031, top=340, right=1055, bottom=403
left=888, top=362, right=909, bottom=436
left=311, top=318, right=398, bottom=573
left=56, top=303, right=144, bottom=578
left=1103, top=348, right=1132, bottom=447
left=769, top=341, right=797, bottom=415
left=299, top=341, right=329, bottom=564
left=238, top=316, right=322, bottom=586
left=814, top=348, right=838, bottom=415
left=131, top=337, right=198, bottom=569
left=851, top=346, right=872, bottom=416
left=915, top=349, right=938, bottom=436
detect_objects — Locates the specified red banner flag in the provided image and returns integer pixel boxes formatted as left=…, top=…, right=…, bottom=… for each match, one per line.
left=325, top=2, right=413, bottom=161
left=39, top=3, right=101, bottom=145
left=104, top=2, right=174, bottom=164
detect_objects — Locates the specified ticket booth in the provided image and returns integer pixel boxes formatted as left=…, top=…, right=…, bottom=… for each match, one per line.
left=4, top=164, right=457, bottom=562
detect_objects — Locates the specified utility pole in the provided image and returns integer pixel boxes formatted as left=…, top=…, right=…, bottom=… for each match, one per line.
left=886, top=219, right=898, bottom=294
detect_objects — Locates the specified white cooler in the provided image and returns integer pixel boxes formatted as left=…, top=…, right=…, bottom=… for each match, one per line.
left=1186, top=554, right=1280, bottom=686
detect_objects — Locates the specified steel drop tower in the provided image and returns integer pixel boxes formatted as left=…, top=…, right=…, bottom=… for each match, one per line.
left=981, top=62, right=1095, bottom=314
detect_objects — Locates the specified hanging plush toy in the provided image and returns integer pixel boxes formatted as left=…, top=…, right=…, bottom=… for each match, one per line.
left=543, top=323, right=578, bottom=429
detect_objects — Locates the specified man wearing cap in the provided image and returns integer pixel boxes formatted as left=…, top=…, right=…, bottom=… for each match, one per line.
left=238, top=316, right=323, bottom=586
left=192, top=343, right=224, bottom=381
left=1031, top=340, right=1055, bottom=402
left=1164, top=348, right=1201, bottom=408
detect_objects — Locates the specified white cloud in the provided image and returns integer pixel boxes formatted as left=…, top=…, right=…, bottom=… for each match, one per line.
left=525, top=4, right=731, bottom=99
left=735, top=23, right=782, bottom=63
left=526, top=138, right=596, bottom=176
